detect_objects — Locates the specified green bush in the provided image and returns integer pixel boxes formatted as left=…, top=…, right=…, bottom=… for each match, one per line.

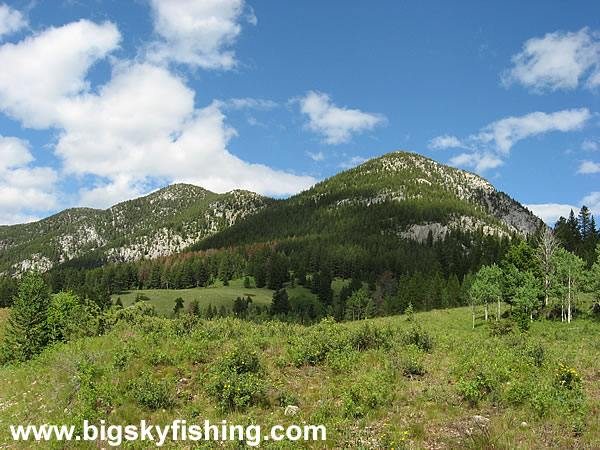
left=402, top=324, right=434, bottom=352
left=400, top=346, right=426, bottom=377
left=206, top=345, right=267, bottom=411
left=286, top=318, right=347, bottom=366
left=349, top=322, right=392, bottom=351
left=129, top=372, right=173, bottom=410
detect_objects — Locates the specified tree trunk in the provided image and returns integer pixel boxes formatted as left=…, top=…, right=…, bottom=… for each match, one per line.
left=567, top=271, right=572, bottom=324
left=497, top=299, right=501, bottom=322
left=485, top=303, right=488, bottom=321
left=472, top=304, right=475, bottom=329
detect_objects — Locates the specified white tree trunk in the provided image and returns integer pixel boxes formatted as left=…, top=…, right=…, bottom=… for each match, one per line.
left=472, top=304, right=475, bottom=329
left=497, top=299, right=501, bottom=322
left=485, top=303, right=488, bottom=321
left=567, top=271, right=572, bottom=324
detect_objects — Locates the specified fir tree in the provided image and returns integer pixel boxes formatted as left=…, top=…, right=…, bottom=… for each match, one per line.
left=2, top=271, right=52, bottom=362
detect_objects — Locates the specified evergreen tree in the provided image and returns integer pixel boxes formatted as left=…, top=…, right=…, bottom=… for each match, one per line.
left=2, top=271, right=52, bottom=362
left=270, top=289, right=290, bottom=316
left=173, top=297, right=184, bottom=316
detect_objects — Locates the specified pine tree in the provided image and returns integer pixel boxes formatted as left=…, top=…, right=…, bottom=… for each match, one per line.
left=173, top=297, right=184, bottom=316
left=2, top=271, right=52, bottom=362
left=270, top=289, right=290, bottom=316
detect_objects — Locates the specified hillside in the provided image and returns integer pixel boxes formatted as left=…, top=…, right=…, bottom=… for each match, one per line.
left=0, top=151, right=542, bottom=277
left=196, top=151, right=542, bottom=250
left=1, top=305, right=597, bottom=448
left=0, top=185, right=271, bottom=276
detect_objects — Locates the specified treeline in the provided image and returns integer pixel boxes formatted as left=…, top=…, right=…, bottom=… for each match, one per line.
left=554, top=206, right=599, bottom=267
left=0, top=226, right=514, bottom=308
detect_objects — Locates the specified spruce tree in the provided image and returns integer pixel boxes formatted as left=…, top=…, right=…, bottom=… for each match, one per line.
left=2, top=271, right=52, bottom=362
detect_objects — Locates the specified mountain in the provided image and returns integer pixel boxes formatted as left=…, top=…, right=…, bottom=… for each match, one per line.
left=195, top=151, right=542, bottom=251
left=0, top=184, right=270, bottom=276
left=0, top=151, right=542, bottom=277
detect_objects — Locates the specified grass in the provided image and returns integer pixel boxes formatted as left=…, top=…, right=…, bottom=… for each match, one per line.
left=1, top=301, right=599, bottom=448
left=111, top=278, right=318, bottom=316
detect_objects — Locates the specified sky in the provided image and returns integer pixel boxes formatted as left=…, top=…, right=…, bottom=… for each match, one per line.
left=0, top=1, right=599, bottom=225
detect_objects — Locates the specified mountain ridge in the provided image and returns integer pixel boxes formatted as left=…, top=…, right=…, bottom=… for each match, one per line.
left=0, top=151, right=542, bottom=276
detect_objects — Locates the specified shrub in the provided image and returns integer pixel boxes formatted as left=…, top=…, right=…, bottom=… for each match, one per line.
left=349, top=322, right=392, bottom=351
left=129, top=372, right=173, bottom=410
left=286, top=318, right=347, bottom=367
left=402, top=324, right=433, bottom=352
left=207, top=345, right=267, bottom=411
left=555, top=363, right=581, bottom=390
left=400, top=346, right=426, bottom=377
left=488, top=319, right=514, bottom=337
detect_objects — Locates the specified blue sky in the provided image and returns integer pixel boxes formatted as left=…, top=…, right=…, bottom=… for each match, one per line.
left=0, top=1, right=599, bottom=225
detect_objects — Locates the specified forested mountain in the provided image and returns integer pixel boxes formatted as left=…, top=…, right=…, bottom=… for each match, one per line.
left=0, top=184, right=271, bottom=276
left=0, top=151, right=542, bottom=278
left=195, top=151, right=542, bottom=250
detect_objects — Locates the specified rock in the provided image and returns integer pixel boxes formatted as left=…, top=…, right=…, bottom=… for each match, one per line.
left=284, top=405, right=299, bottom=416
left=471, top=415, right=490, bottom=426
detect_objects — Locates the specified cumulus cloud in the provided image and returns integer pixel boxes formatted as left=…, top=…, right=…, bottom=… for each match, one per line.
left=0, top=19, right=121, bottom=128
left=0, top=135, right=58, bottom=224
left=298, top=91, right=386, bottom=144
left=503, top=27, right=600, bottom=92
left=146, top=0, right=250, bottom=69
left=449, top=152, right=503, bottom=173
left=428, top=135, right=462, bottom=150
left=524, top=203, right=579, bottom=225
left=527, top=191, right=600, bottom=225
left=436, top=109, right=591, bottom=173
left=53, top=63, right=315, bottom=196
left=0, top=16, right=316, bottom=222
left=0, top=4, right=27, bottom=39
left=78, top=174, right=151, bottom=210
left=578, top=160, right=600, bottom=174
left=478, top=109, right=591, bottom=155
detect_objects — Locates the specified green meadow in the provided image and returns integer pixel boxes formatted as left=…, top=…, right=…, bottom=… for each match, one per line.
left=1, top=297, right=599, bottom=448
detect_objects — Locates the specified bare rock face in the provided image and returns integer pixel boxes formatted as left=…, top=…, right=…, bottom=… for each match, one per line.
left=0, top=184, right=270, bottom=276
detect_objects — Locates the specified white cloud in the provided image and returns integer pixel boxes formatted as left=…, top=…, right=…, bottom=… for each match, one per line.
left=582, top=139, right=599, bottom=151
left=307, top=151, right=325, bottom=161
left=503, top=27, right=600, bottom=92
left=449, top=152, right=503, bottom=172
left=339, top=155, right=367, bottom=169
left=146, top=0, right=249, bottom=70
left=0, top=135, right=58, bottom=224
left=221, top=97, right=278, bottom=110
left=0, top=4, right=27, bottom=39
left=52, top=63, right=316, bottom=198
left=428, top=135, right=462, bottom=150
left=439, top=109, right=591, bottom=173
left=582, top=192, right=600, bottom=215
left=476, top=109, right=591, bottom=155
left=524, top=203, right=578, bottom=225
left=78, top=174, right=150, bottom=209
left=577, top=160, right=600, bottom=174
left=0, top=14, right=316, bottom=222
left=298, top=91, right=386, bottom=144
left=0, top=19, right=120, bottom=128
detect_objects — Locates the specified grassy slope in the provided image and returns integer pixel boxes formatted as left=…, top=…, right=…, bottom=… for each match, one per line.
left=111, top=279, right=338, bottom=316
left=1, top=304, right=599, bottom=449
